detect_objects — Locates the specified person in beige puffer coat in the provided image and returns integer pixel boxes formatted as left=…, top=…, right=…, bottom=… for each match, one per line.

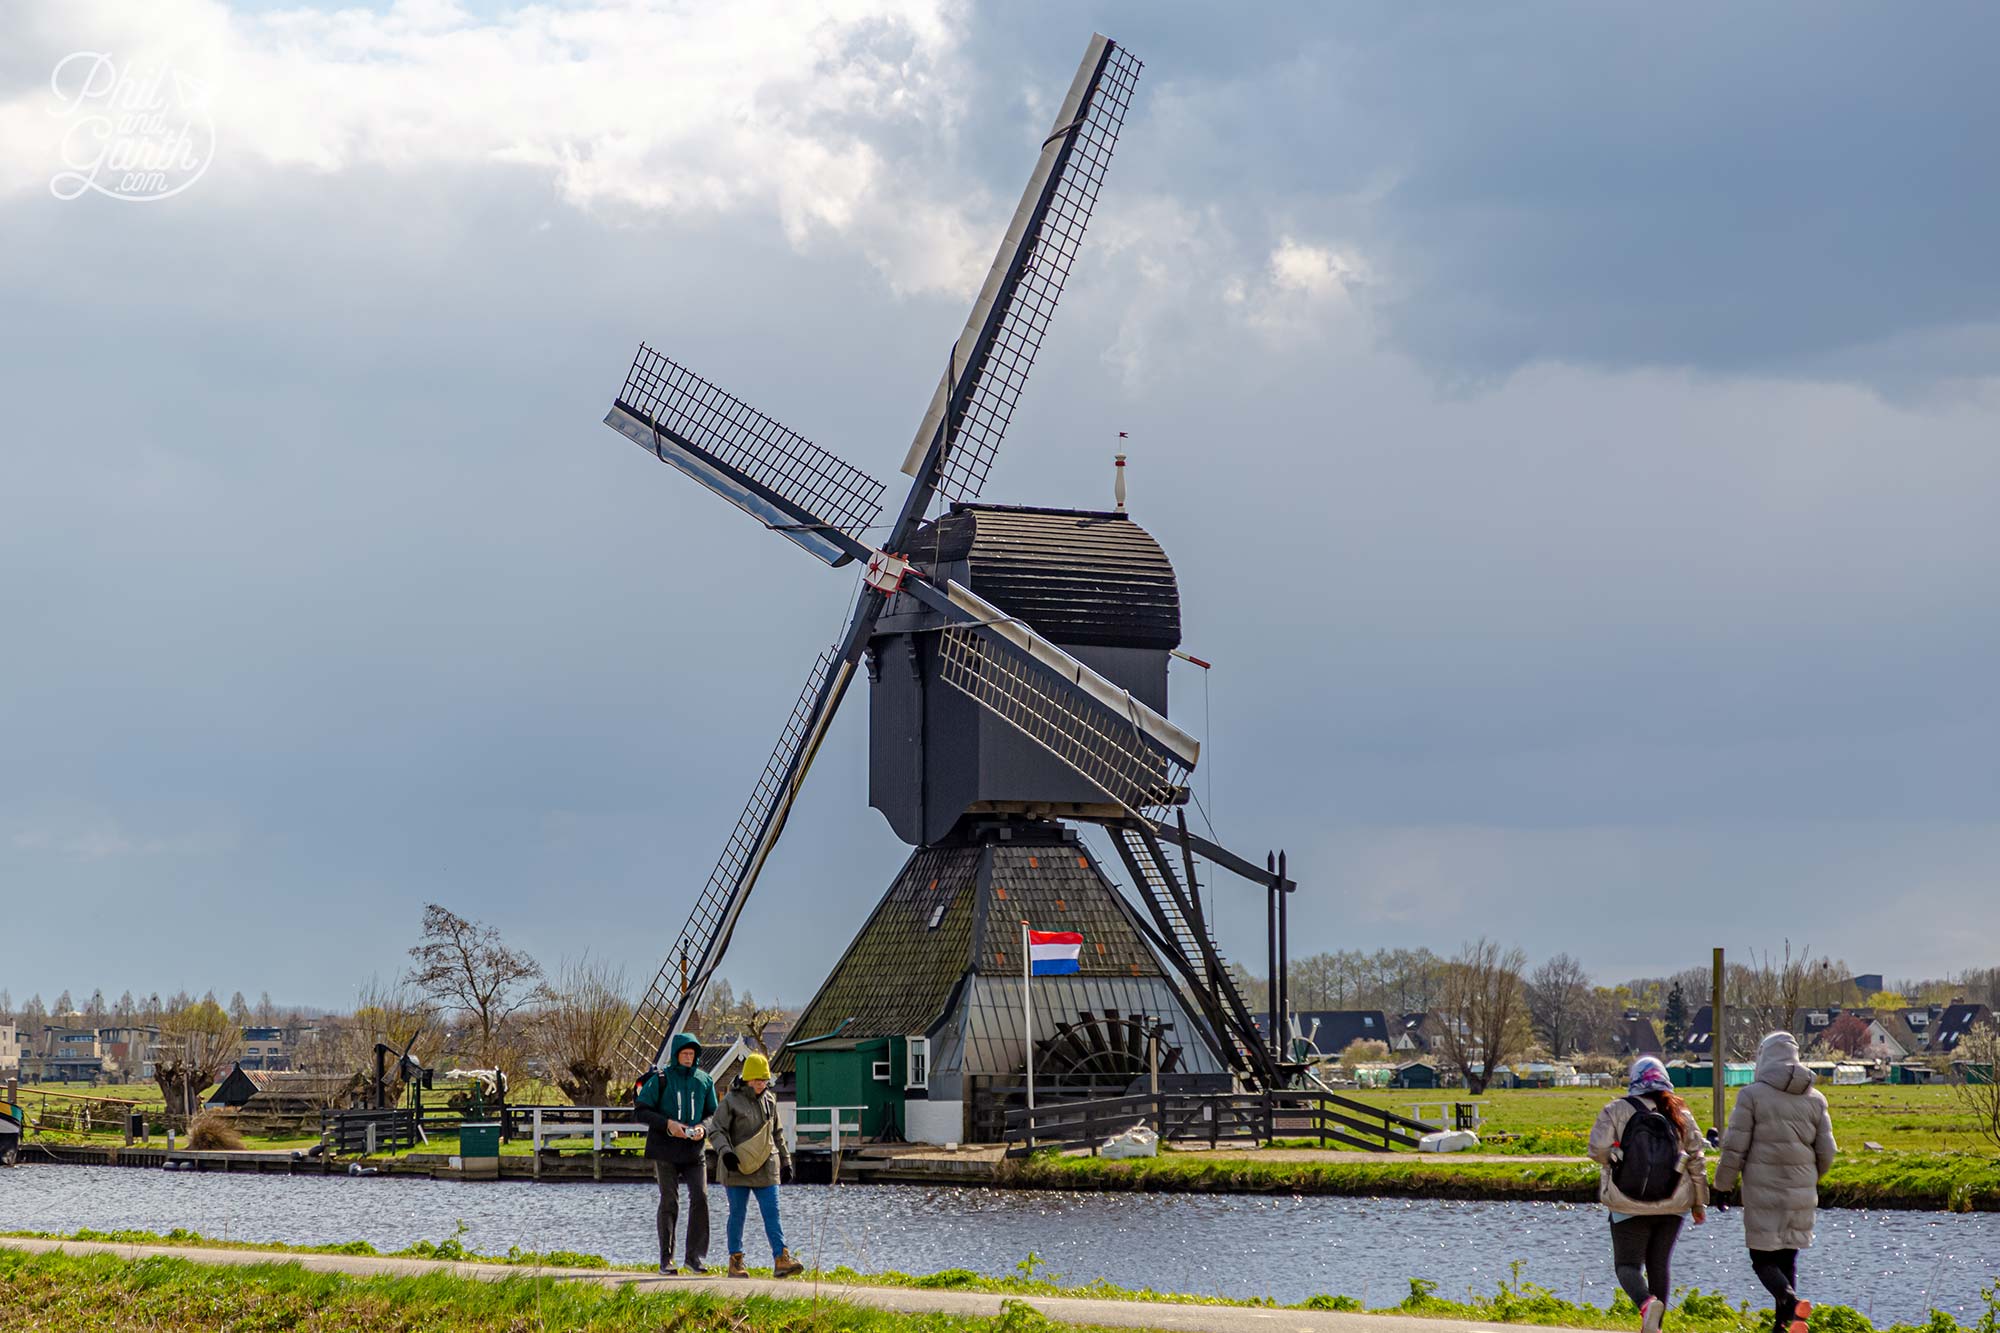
left=1713, top=1031, right=1837, bottom=1333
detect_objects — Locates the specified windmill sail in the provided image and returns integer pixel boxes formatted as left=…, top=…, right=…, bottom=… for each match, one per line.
left=608, top=346, right=886, bottom=566
left=932, top=616, right=1192, bottom=816
left=899, top=34, right=1143, bottom=512
left=619, top=646, right=855, bottom=1073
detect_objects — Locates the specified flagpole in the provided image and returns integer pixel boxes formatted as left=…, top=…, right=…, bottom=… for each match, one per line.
left=1021, top=919, right=1034, bottom=1143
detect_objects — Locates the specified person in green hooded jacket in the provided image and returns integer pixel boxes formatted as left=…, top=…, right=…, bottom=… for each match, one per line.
left=633, top=1033, right=717, bottom=1274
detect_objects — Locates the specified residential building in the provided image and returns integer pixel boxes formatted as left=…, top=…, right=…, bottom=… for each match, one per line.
left=1391, top=1012, right=1438, bottom=1054
left=1253, top=1010, right=1393, bottom=1060
left=1613, top=1014, right=1664, bottom=1058
left=96, top=1025, right=160, bottom=1078
left=31, top=1026, right=104, bottom=1082
left=240, top=1027, right=291, bottom=1071
left=0, top=1023, right=20, bottom=1074
left=1931, top=1004, right=1995, bottom=1055
left=1865, top=1013, right=1922, bottom=1063
left=1901, top=1006, right=1941, bottom=1050
left=1684, top=1006, right=1714, bottom=1056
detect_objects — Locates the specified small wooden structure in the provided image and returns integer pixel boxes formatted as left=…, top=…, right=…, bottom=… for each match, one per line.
left=210, top=1065, right=366, bottom=1133
left=1392, top=1059, right=1440, bottom=1089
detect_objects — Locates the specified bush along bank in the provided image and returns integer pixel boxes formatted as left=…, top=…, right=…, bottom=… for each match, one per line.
left=996, top=1148, right=2000, bottom=1211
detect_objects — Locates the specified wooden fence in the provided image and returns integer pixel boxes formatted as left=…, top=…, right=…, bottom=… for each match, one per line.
left=1001, top=1086, right=1433, bottom=1156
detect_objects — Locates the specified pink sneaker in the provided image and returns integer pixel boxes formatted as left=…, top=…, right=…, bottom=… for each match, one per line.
left=1641, top=1296, right=1665, bottom=1333
left=1788, top=1300, right=1813, bottom=1333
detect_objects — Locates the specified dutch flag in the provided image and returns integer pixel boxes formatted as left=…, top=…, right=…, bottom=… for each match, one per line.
left=1027, top=929, right=1083, bottom=976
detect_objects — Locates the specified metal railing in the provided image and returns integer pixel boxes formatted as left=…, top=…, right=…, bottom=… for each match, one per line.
left=792, top=1106, right=865, bottom=1154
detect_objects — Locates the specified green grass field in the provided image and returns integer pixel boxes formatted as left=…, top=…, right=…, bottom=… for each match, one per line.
left=1330, top=1084, right=1991, bottom=1156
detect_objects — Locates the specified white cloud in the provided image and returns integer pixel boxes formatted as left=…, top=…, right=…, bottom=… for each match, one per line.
left=0, top=0, right=991, bottom=292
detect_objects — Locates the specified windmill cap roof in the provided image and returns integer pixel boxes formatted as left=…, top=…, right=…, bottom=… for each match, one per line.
left=909, top=503, right=1180, bottom=650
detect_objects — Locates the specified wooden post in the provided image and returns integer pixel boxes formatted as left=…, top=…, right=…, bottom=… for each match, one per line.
left=1149, top=1027, right=1163, bottom=1135
left=1712, top=946, right=1726, bottom=1138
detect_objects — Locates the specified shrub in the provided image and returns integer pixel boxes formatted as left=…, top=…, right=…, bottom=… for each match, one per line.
left=184, top=1111, right=244, bottom=1151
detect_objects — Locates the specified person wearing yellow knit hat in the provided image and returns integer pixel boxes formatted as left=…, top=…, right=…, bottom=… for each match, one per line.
left=710, top=1051, right=801, bottom=1278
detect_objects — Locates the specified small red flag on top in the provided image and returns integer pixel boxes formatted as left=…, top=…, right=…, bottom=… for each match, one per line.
left=1117, top=431, right=1129, bottom=438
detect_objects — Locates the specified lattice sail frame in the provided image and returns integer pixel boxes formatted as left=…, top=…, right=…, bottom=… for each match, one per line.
left=936, top=624, right=1189, bottom=816
left=619, top=648, right=838, bottom=1074
left=617, top=346, right=887, bottom=544
left=904, top=39, right=1144, bottom=506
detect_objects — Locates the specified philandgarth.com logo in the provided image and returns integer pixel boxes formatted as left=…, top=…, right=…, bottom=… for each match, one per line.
left=49, top=52, right=214, bottom=203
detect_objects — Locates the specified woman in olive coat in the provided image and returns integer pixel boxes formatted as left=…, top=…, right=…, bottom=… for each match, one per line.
left=709, top=1053, right=803, bottom=1279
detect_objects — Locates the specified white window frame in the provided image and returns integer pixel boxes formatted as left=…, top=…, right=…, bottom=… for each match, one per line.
left=906, top=1037, right=930, bottom=1090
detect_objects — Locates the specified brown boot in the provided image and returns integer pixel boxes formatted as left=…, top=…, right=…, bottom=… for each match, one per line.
left=772, top=1249, right=804, bottom=1278
left=727, top=1253, right=749, bottom=1279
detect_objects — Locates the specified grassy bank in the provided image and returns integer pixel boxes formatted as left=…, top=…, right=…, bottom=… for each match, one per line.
left=0, top=1248, right=1105, bottom=1333
left=2, top=1224, right=613, bottom=1269
left=1002, top=1146, right=2000, bottom=1211
left=3, top=1243, right=1996, bottom=1333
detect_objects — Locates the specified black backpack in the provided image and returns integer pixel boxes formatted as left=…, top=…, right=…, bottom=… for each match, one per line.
left=1613, top=1095, right=1682, bottom=1202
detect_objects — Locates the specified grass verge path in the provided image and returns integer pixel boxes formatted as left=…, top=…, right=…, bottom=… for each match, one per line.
left=0, top=1236, right=1522, bottom=1333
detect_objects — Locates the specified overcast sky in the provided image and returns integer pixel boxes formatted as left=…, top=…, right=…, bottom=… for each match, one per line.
left=3, top=0, right=1996, bottom=1013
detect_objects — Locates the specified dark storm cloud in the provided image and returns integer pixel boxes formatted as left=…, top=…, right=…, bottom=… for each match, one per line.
left=976, top=2, right=2000, bottom=384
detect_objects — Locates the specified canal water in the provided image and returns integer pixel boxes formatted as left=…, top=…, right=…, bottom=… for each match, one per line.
left=4, top=1167, right=1994, bottom=1322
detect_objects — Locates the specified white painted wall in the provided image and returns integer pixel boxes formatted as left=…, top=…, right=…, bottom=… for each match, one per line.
left=903, top=1098, right=963, bottom=1146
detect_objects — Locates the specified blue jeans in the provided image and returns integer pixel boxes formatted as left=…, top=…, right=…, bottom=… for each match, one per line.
left=725, top=1184, right=786, bottom=1257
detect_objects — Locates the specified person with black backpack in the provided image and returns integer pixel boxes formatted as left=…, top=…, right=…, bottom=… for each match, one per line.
left=1588, top=1055, right=1709, bottom=1330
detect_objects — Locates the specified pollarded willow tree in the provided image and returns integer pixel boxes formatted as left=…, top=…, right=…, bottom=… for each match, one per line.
left=155, top=998, right=243, bottom=1127
left=529, top=954, right=632, bottom=1105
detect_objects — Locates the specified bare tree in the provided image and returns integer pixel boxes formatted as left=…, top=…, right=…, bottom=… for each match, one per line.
left=405, top=903, right=543, bottom=1065
left=155, top=997, right=243, bottom=1128
left=529, top=955, right=633, bottom=1105
left=1952, top=1027, right=2000, bottom=1149
left=1727, top=942, right=1828, bottom=1058
left=1435, top=938, right=1530, bottom=1095
left=696, top=979, right=785, bottom=1055
left=1525, top=953, right=1593, bottom=1056
left=308, top=978, right=440, bottom=1105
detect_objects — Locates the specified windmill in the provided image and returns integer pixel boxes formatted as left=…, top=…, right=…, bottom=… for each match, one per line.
left=599, top=34, right=1299, bottom=1134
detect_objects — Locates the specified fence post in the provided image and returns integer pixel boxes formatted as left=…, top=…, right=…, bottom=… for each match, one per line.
left=1207, top=1100, right=1218, bottom=1150
left=365, top=1122, right=377, bottom=1156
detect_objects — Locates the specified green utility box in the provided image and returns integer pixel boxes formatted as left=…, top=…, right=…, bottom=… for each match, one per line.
left=459, top=1122, right=501, bottom=1158
left=792, top=1035, right=910, bottom=1145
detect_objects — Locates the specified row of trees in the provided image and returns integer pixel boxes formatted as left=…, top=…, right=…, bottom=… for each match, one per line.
left=0, top=988, right=302, bottom=1034
left=1252, top=937, right=2000, bottom=1094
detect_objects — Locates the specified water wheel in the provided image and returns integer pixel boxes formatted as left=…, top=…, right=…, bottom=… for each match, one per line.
left=1029, top=1009, right=1181, bottom=1097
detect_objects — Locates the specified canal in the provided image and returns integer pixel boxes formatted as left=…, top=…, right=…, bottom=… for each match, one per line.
left=4, top=1167, right=1994, bottom=1322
